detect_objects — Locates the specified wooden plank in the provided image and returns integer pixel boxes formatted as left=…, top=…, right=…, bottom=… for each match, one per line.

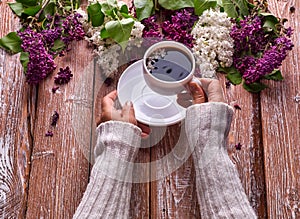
left=260, top=0, right=300, bottom=218
left=25, top=39, right=94, bottom=217
left=221, top=77, right=267, bottom=218
left=150, top=125, right=201, bottom=218
left=0, top=1, right=35, bottom=218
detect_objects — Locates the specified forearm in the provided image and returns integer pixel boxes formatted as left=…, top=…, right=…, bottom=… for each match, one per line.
left=186, top=103, right=257, bottom=218
left=73, top=121, right=141, bottom=219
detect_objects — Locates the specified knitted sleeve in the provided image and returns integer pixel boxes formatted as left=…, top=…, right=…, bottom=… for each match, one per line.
left=185, top=102, right=257, bottom=218
left=73, top=121, right=141, bottom=219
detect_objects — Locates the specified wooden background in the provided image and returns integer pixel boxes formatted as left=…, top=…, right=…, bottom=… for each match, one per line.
left=0, top=0, right=299, bottom=218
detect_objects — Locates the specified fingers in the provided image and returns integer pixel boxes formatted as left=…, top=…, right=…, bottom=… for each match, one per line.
left=198, top=78, right=225, bottom=102
left=137, top=122, right=151, bottom=138
left=101, top=90, right=117, bottom=111
left=188, top=81, right=206, bottom=104
left=122, top=101, right=137, bottom=125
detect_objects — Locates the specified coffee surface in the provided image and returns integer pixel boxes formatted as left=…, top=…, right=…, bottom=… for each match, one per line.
left=148, top=49, right=192, bottom=82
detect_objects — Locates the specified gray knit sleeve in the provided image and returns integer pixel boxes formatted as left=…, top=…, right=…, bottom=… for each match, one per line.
left=185, top=102, right=257, bottom=218
left=73, top=121, right=141, bottom=219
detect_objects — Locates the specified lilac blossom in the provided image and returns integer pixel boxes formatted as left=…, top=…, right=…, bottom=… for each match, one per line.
left=161, top=9, right=197, bottom=48
left=142, top=15, right=162, bottom=38
left=61, top=13, right=85, bottom=46
left=54, top=66, right=73, bottom=85
left=230, top=16, right=268, bottom=54
left=18, top=28, right=56, bottom=84
left=242, top=37, right=293, bottom=84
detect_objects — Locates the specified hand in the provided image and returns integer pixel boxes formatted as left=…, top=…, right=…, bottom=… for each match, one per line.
left=97, top=90, right=151, bottom=138
left=177, top=78, right=225, bottom=107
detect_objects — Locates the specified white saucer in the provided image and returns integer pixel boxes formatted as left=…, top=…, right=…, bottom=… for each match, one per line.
left=117, top=60, right=186, bottom=126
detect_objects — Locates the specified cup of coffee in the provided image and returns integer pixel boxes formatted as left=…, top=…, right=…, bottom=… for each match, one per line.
left=143, top=41, right=200, bottom=96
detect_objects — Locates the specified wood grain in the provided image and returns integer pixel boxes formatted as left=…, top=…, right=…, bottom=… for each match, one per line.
left=0, top=1, right=35, bottom=218
left=150, top=125, right=201, bottom=218
left=25, top=39, right=94, bottom=218
left=221, top=75, right=268, bottom=218
left=261, top=0, right=300, bottom=218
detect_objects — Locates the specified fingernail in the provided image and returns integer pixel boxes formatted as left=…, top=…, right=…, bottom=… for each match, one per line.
left=125, top=101, right=133, bottom=107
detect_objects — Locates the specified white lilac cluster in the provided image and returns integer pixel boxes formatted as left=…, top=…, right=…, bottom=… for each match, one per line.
left=127, top=21, right=145, bottom=49
left=191, top=9, right=234, bottom=78
left=76, top=2, right=144, bottom=77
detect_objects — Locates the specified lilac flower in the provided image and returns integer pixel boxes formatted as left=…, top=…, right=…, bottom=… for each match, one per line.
left=161, top=9, right=197, bottom=48
left=61, top=13, right=85, bottom=46
left=45, top=130, right=54, bottom=137
left=225, top=80, right=231, bottom=88
left=51, top=111, right=59, bottom=126
left=230, top=16, right=267, bottom=54
left=235, top=143, right=242, bottom=150
left=42, top=27, right=62, bottom=49
left=230, top=15, right=294, bottom=84
left=18, top=28, right=56, bottom=84
left=242, top=37, right=293, bottom=84
left=285, top=27, right=293, bottom=38
left=142, top=15, right=162, bottom=38
left=54, top=66, right=73, bottom=85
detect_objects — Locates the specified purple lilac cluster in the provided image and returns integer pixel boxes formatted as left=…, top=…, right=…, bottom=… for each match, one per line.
left=231, top=16, right=294, bottom=84
left=18, top=28, right=57, bottom=84
left=54, top=66, right=73, bottom=84
left=42, top=15, right=62, bottom=49
left=242, top=37, right=293, bottom=84
left=231, top=16, right=267, bottom=54
left=17, top=13, right=84, bottom=84
left=61, top=13, right=85, bottom=47
left=142, top=15, right=162, bottom=39
left=161, top=8, right=198, bottom=48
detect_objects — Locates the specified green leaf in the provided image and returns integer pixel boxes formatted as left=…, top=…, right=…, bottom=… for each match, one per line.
left=263, top=69, right=284, bottom=80
left=20, top=51, right=29, bottom=72
left=100, top=28, right=110, bottom=39
left=105, top=18, right=134, bottom=50
left=120, top=4, right=129, bottom=14
left=222, top=0, right=249, bottom=18
left=22, top=5, right=41, bottom=16
left=40, top=2, right=56, bottom=20
left=0, top=32, right=22, bottom=54
left=194, top=0, right=217, bottom=16
left=8, top=2, right=24, bottom=17
left=134, top=0, right=154, bottom=21
left=261, top=13, right=279, bottom=32
left=51, top=39, right=65, bottom=51
left=87, top=3, right=105, bottom=27
left=158, top=0, right=194, bottom=10
left=219, top=66, right=242, bottom=85
left=243, top=82, right=268, bottom=93
left=101, top=2, right=115, bottom=14
left=16, top=0, right=38, bottom=6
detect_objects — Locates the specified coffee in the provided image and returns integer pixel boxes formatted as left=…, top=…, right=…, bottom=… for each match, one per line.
left=146, top=48, right=192, bottom=82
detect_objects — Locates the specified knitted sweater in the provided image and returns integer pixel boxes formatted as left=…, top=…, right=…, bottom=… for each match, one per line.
left=73, top=102, right=256, bottom=219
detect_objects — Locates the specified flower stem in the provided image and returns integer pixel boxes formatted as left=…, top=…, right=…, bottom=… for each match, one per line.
left=35, top=0, right=51, bottom=20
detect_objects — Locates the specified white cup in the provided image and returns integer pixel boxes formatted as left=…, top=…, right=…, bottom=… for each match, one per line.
left=143, top=41, right=200, bottom=96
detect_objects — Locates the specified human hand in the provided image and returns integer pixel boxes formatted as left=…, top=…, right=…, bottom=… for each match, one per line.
left=177, top=78, right=225, bottom=107
left=97, top=90, right=150, bottom=138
